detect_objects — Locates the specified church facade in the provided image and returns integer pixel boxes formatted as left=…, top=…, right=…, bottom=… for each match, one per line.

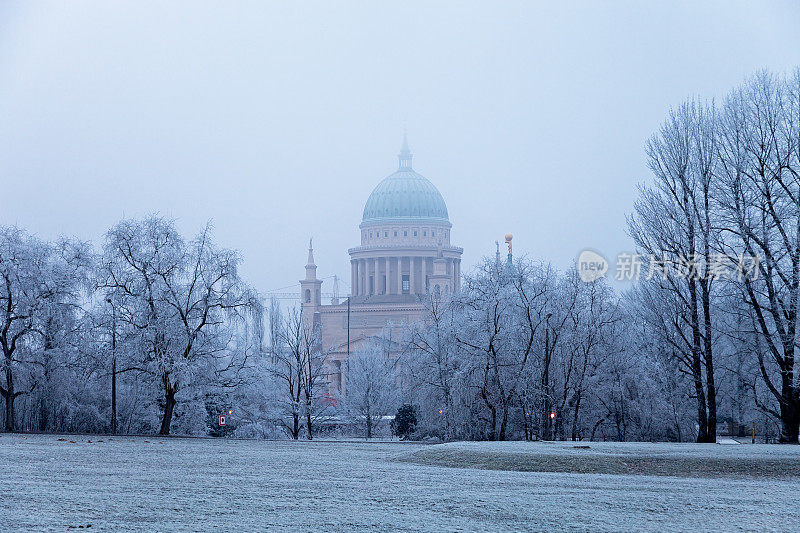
left=300, top=138, right=462, bottom=392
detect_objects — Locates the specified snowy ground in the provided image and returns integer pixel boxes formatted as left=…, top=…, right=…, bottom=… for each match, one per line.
left=1, top=434, right=799, bottom=532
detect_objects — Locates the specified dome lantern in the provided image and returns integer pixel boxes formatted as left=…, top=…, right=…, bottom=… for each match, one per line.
left=361, top=135, right=450, bottom=227
left=398, top=131, right=413, bottom=170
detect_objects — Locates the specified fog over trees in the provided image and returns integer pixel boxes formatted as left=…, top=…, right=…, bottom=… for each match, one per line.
left=2, top=69, right=799, bottom=443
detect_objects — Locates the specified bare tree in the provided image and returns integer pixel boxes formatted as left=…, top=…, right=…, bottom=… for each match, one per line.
left=456, top=258, right=514, bottom=440
left=628, top=99, right=720, bottom=443
left=457, top=257, right=553, bottom=441
left=269, top=308, right=304, bottom=439
left=404, top=293, right=460, bottom=440
left=343, top=346, right=398, bottom=439
left=299, top=310, right=329, bottom=440
left=555, top=270, right=618, bottom=441
left=100, top=216, right=259, bottom=435
left=1, top=228, right=91, bottom=431
left=715, top=71, right=800, bottom=443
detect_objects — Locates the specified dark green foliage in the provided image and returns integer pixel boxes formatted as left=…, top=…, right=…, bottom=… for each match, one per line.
left=391, top=404, right=418, bottom=440
left=205, top=395, right=236, bottom=437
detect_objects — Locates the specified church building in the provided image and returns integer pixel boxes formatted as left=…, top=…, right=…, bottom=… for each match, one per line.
left=300, top=137, right=463, bottom=391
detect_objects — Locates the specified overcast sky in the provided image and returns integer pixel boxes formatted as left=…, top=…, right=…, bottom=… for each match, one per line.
left=2, top=1, right=799, bottom=297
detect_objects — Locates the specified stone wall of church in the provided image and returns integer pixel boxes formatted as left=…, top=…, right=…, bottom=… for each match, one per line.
left=317, top=302, right=425, bottom=394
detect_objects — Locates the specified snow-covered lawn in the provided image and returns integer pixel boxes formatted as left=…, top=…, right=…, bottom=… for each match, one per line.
left=1, top=434, right=799, bottom=532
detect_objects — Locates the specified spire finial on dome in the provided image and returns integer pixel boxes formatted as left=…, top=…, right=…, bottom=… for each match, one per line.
left=398, top=131, right=413, bottom=170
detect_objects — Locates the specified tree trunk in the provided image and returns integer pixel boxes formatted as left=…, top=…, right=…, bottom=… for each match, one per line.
left=306, top=408, right=313, bottom=440
left=292, top=413, right=299, bottom=440
left=159, top=375, right=176, bottom=436
left=485, top=399, right=497, bottom=441
left=498, top=404, right=509, bottom=441
left=779, top=376, right=800, bottom=444
left=521, top=404, right=530, bottom=441
left=778, top=403, right=799, bottom=444
left=571, top=393, right=582, bottom=441
left=555, top=408, right=564, bottom=440
left=3, top=365, right=13, bottom=432
left=691, top=362, right=711, bottom=442
left=479, top=385, right=497, bottom=441
left=700, top=278, right=716, bottom=443
left=444, top=390, right=453, bottom=441
left=589, top=417, right=605, bottom=441
left=111, top=356, right=117, bottom=435
left=39, top=394, right=47, bottom=432
left=688, top=281, right=711, bottom=443
left=542, top=330, right=552, bottom=440
left=745, top=280, right=799, bottom=444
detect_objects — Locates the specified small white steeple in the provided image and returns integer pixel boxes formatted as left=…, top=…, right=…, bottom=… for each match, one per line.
left=305, top=238, right=317, bottom=280
left=301, top=237, right=323, bottom=308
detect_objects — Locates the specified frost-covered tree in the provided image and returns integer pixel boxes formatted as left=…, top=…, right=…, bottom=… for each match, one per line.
left=400, top=253, right=673, bottom=442
left=714, top=70, right=800, bottom=443
left=99, top=216, right=259, bottom=435
left=1, top=227, right=92, bottom=432
left=403, top=293, right=462, bottom=440
left=300, top=330, right=330, bottom=440
left=455, top=257, right=558, bottom=441
left=550, top=270, right=618, bottom=441
left=269, top=308, right=307, bottom=439
left=628, top=99, right=721, bottom=443
left=343, top=346, right=398, bottom=439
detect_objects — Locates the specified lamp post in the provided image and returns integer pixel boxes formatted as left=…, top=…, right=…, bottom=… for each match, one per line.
left=106, top=297, right=117, bottom=435
left=542, top=312, right=553, bottom=440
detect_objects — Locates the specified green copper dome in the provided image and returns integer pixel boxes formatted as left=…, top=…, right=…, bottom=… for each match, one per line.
left=361, top=138, right=450, bottom=226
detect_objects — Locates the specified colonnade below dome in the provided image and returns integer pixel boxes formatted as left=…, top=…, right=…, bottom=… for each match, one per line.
left=350, top=253, right=461, bottom=298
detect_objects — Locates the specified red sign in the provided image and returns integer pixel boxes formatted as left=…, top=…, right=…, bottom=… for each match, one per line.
left=322, top=392, right=338, bottom=408
left=218, top=414, right=226, bottom=426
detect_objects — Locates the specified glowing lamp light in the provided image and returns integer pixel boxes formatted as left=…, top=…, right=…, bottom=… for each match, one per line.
left=550, top=412, right=556, bottom=419
left=228, top=410, right=233, bottom=415
left=438, top=409, right=443, bottom=414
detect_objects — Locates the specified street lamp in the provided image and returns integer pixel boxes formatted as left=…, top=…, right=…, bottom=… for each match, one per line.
left=542, top=312, right=553, bottom=440
left=106, top=297, right=117, bottom=435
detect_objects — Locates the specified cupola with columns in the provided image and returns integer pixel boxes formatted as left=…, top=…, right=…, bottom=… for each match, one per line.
left=348, top=136, right=462, bottom=300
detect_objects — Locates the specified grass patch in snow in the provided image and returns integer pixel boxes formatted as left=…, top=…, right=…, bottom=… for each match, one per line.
left=395, top=441, right=800, bottom=479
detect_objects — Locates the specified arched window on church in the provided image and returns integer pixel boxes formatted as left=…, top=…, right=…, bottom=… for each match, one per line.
left=305, top=289, right=311, bottom=303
